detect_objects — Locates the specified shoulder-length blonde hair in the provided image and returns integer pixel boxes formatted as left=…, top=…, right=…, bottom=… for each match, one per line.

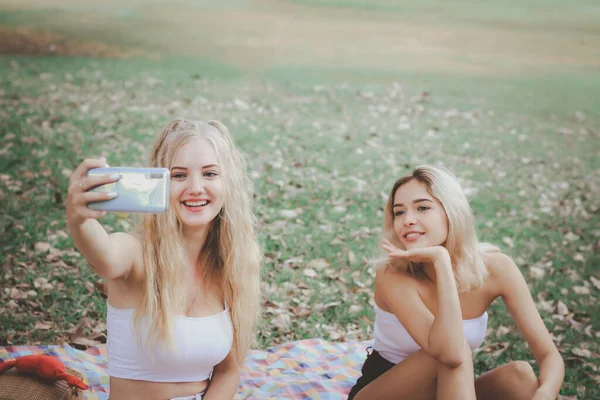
left=378, top=165, right=498, bottom=291
left=134, top=118, right=261, bottom=363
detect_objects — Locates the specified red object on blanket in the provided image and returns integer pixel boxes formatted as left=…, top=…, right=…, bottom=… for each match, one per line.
left=0, top=354, right=89, bottom=389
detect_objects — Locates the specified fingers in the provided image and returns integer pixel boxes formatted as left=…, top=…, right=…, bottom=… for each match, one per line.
left=382, top=243, right=395, bottom=253
left=66, top=157, right=118, bottom=225
left=66, top=190, right=115, bottom=223
left=382, top=241, right=408, bottom=258
left=78, top=172, right=121, bottom=192
left=70, top=157, right=108, bottom=183
left=81, top=190, right=119, bottom=204
left=77, top=208, right=107, bottom=221
left=66, top=199, right=107, bottom=224
left=381, top=238, right=397, bottom=250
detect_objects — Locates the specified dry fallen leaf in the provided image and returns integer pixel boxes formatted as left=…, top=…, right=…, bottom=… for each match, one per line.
left=529, top=266, right=546, bottom=280
left=564, top=231, right=579, bottom=242
left=571, top=348, right=592, bottom=358
left=33, top=277, right=48, bottom=288
left=34, top=321, right=53, bottom=330
left=34, top=241, right=51, bottom=253
left=502, top=237, right=514, bottom=248
left=572, top=286, right=590, bottom=295
left=271, top=313, right=291, bottom=331
left=349, top=304, right=362, bottom=314
left=279, top=209, right=300, bottom=219
left=477, top=341, right=510, bottom=357
left=348, top=250, right=357, bottom=265
left=303, top=268, right=318, bottom=278
left=71, top=337, right=103, bottom=347
left=557, top=301, right=569, bottom=316
left=495, top=325, right=511, bottom=338
left=10, top=288, right=27, bottom=300
left=307, top=258, right=330, bottom=270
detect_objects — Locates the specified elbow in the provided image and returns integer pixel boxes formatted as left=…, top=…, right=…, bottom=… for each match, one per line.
left=87, top=261, right=111, bottom=279
left=545, top=348, right=565, bottom=375
left=437, top=340, right=472, bottom=368
left=438, top=353, right=465, bottom=368
left=88, top=257, right=120, bottom=280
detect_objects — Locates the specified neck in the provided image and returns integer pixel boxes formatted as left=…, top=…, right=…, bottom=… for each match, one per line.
left=182, top=224, right=211, bottom=268
left=421, top=262, right=437, bottom=283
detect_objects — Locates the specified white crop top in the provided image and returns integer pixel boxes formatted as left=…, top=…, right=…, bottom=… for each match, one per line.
left=373, top=304, right=488, bottom=364
left=106, top=302, right=233, bottom=382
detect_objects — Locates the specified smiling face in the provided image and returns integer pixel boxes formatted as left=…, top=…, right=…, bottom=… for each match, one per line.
left=169, top=137, right=225, bottom=232
left=392, top=179, right=449, bottom=249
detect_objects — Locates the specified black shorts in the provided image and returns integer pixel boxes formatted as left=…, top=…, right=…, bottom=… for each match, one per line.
left=348, top=348, right=395, bottom=400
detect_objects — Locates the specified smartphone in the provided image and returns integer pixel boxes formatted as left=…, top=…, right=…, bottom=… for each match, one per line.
left=86, top=167, right=170, bottom=213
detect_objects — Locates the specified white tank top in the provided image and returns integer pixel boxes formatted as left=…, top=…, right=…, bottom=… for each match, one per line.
left=373, top=304, right=488, bottom=364
left=106, top=302, right=233, bottom=382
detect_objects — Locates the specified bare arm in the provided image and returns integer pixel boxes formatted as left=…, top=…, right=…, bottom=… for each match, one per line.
left=491, top=253, right=564, bottom=399
left=427, top=255, right=466, bottom=366
left=204, top=350, right=242, bottom=400
left=66, top=158, right=139, bottom=280
left=380, top=241, right=466, bottom=366
left=68, top=221, right=140, bottom=280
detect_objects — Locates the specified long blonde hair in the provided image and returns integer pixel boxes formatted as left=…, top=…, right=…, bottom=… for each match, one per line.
left=378, top=165, right=498, bottom=291
left=135, top=119, right=261, bottom=363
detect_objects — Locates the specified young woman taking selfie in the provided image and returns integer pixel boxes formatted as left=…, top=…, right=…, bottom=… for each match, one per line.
left=66, top=119, right=261, bottom=400
left=349, top=166, right=564, bottom=400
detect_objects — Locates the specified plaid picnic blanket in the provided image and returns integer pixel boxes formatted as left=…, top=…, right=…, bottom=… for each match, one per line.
left=0, top=339, right=369, bottom=399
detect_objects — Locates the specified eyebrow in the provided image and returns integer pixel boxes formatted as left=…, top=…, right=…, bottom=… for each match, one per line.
left=392, top=198, right=434, bottom=208
left=171, top=164, right=219, bottom=171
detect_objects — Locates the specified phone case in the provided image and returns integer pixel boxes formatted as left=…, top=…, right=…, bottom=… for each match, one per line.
left=86, top=167, right=170, bottom=213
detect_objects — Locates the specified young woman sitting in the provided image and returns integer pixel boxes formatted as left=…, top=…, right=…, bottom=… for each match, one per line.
left=349, top=165, right=564, bottom=400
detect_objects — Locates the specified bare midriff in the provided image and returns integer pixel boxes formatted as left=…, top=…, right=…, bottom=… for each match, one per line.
left=108, top=376, right=209, bottom=400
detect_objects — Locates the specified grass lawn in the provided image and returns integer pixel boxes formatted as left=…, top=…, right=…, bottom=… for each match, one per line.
left=0, top=0, right=598, bottom=397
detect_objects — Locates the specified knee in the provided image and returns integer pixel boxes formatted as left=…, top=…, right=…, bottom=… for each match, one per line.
left=509, top=361, right=539, bottom=396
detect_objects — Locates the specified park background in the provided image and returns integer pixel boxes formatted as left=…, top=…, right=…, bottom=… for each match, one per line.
left=0, top=0, right=598, bottom=398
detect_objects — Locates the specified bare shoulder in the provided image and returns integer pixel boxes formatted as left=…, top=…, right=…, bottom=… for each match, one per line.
left=377, top=265, right=418, bottom=284
left=483, top=251, right=526, bottom=294
left=376, top=266, right=421, bottom=299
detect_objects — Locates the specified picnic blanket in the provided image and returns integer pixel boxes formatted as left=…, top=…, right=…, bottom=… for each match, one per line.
left=0, top=339, right=369, bottom=399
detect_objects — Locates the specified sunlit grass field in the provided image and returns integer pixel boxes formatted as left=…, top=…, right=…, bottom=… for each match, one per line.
left=0, top=0, right=598, bottom=397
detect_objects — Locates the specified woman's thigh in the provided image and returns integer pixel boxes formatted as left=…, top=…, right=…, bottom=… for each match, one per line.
left=354, top=350, right=438, bottom=400
left=475, top=361, right=539, bottom=400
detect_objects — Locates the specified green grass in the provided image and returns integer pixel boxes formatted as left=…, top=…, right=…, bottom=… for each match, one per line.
left=286, top=0, right=600, bottom=25
left=1, top=0, right=599, bottom=397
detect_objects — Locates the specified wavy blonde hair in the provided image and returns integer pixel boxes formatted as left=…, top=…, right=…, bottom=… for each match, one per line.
left=378, top=165, right=498, bottom=291
left=134, top=119, right=261, bottom=363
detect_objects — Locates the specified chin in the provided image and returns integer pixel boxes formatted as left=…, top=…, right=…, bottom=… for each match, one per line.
left=404, top=239, right=440, bottom=249
left=183, top=216, right=215, bottom=228
left=176, top=213, right=216, bottom=229
left=405, top=242, right=426, bottom=249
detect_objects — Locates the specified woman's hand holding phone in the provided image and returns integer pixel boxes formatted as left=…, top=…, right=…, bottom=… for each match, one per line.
left=66, top=158, right=120, bottom=225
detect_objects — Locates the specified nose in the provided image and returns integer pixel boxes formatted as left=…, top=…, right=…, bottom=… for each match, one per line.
left=188, top=175, right=205, bottom=195
left=403, top=210, right=417, bottom=226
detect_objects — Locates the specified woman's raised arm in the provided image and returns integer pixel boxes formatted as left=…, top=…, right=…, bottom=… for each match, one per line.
left=66, top=158, right=139, bottom=280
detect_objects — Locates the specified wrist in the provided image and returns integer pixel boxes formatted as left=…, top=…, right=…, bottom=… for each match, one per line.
left=66, top=217, right=83, bottom=232
left=433, top=251, right=452, bottom=269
